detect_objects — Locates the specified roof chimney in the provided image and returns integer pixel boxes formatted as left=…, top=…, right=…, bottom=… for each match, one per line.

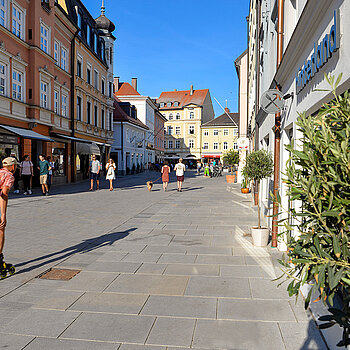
left=224, top=107, right=230, bottom=114
left=131, top=78, right=137, bottom=92
left=113, top=77, right=119, bottom=92
left=190, top=85, right=194, bottom=95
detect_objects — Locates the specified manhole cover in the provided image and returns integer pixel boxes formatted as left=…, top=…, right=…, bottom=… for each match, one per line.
left=38, top=268, right=81, bottom=280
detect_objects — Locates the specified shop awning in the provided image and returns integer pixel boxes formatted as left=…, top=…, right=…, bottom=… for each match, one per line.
left=51, top=133, right=92, bottom=144
left=202, top=154, right=221, bottom=158
left=0, top=125, right=54, bottom=142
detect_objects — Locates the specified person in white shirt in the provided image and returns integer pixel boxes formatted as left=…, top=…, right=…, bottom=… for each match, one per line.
left=20, top=155, right=33, bottom=195
left=174, top=158, right=186, bottom=192
left=106, top=158, right=116, bottom=191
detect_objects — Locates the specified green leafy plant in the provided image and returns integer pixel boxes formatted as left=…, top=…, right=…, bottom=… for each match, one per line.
left=275, top=74, right=350, bottom=347
left=223, top=149, right=239, bottom=174
left=243, top=150, right=273, bottom=228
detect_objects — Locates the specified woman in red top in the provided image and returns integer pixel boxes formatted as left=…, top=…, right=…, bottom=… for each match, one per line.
left=161, top=161, right=171, bottom=192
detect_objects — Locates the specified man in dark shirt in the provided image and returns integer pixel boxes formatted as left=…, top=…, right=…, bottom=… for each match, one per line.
left=37, top=154, right=51, bottom=196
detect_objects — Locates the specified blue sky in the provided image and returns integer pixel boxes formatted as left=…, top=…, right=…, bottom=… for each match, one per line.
left=86, top=0, right=249, bottom=116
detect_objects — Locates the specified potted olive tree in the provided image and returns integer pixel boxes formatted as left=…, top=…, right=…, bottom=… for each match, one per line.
left=243, top=149, right=273, bottom=246
left=241, top=167, right=250, bottom=194
left=222, top=150, right=239, bottom=183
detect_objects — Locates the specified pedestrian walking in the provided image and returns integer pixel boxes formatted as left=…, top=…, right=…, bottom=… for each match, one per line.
left=174, top=158, right=186, bottom=192
left=196, top=160, right=201, bottom=175
left=37, top=154, right=51, bottom=196
left=0, top=157, right=17, bottom=278
left=47, top=156, right=55, bottom=191
left=12, top=156, right=20, bottom=194
left=20, top=155, right=33, bottom=195
left=106, top=158, right=116, bottom=191
left=161, top=161, right=171, bottom=191
left=89, top=155, right=101, bottom=191
left=204, top=163, right=210, bottom=177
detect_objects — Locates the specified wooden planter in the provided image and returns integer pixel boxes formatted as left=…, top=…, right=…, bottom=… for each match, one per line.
left=226, top=174, right=236, bottom=183
left=241, top=188, right=249, bottom=194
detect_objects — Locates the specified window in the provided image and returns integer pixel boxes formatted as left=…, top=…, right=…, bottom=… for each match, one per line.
left=87, top=65, right=91, bottom=84
left=189, top=125, right=195, bottom=134
left=168, top=140, right=173, bottom=148
left=101, top=78, right=105, bottom=95
left=189, top=139, right=194, bottom=148
left=176, top=113, right=180, bottom=120
left=175, top=126, right=181, bottom=135
left=233, top=142, right=238, bottom=150
left=61, top=47, right=67, bottom=71
left=223, top=129, right=229, bottom=136
left=101, top=41, right=105, bottom=61
left=94, top=105, right=98, bottom=126
left=101, top=109, right=105, bottom=129
left=77, top=96, right=81, bottom=120
left=94, top=70, right=99, bottom=90
left=109, top=112, right=113, bottom=130
left=94, top=33, right=97, bottom=53
left=0, top=0, right=6, bottom=27
left=40, top=81, right=48, bottom=108
left=223, top=142, right=228, bottom=150
left=169, top=113, right=173, bottom=120
left=54, top=41, right=60, bottom=63
left=87, top=25, right=91, bottom=46
left=40, top=23, right=49, bottom=53
left=233, top=128, right=238, bottom=136
left=175, top=140, right=180, bottom=149
left=213, top=142, right=218, bottom=150
left=160, top=102, right=164, bottom=108
left=203, top=142, right=209, bottom=150
left=12, top=5, right=23, bottom=39
left=204, top=129, right=209, bottom=136
left=12, top=70, right=23, bottom=101
left=167, top=102, right=171, bottom=107
left=87, top=101, right=91, bottom=124
left=77, top=11, right=81, bottom=29
left=174, top=101, right=179, bottom=107
left=0, top=62, right=6, bottom=95
left=61, top=94, right=67, bottom=117
left=164, top=140, right=166, bottom=148
left=77, top=58, right=82, bottom=78
left=189, top=111, right=194, bottom=119
left=167, top=126, right=173, bottom=135
left=108, top=82, right=112, bottom=97
left=54, top=90, right=59, bottom=113
left=213, top=129, right=219, bottom=136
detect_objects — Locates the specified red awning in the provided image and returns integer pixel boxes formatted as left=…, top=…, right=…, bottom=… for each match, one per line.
left=201, top=155, right=221, bottom=158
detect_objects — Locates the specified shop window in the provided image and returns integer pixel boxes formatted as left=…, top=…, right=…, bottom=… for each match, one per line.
left=52, top=146, right=66, bottom=176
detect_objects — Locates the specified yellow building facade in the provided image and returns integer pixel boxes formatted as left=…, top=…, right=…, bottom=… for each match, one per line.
left=158, top=87, right=215, bottom=160
left=201, top=108, right=239, bottom=162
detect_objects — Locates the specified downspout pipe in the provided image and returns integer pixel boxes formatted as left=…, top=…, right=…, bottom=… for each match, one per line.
left=271, top=0, right=284, bottom=248
left=70, top=29, right=79, bottom=182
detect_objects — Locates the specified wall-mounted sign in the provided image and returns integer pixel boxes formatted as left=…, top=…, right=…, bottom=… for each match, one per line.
left=260, top=89, right=284, bottom=114
left=296, top=10, right=340, bottom=94
left=0, top=134, right=19, bottom=144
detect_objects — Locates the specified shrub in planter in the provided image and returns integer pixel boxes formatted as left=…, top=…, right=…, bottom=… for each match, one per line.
left=275, top=74, right=350, bottom=347
left=243, top=150, right=273, bottom=246
left=223, top=149, right=239, bottom=183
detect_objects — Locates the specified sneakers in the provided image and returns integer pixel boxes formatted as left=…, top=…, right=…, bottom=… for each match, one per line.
left=23, top=192, right=28, bottom=195
left=45, top=192, right=49, bottom=196
left=28, top=190, right=32, bottom=195
left=13, top=190, right=20, bottom=194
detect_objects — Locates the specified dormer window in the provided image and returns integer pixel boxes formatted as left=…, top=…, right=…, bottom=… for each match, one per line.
left=87, top=25, right=91, bottom=46
left=160, top=102, right=165, bottom=108
left=77, top=11, right=81, bottom=29
left=167, top=102, right=172, bottom=107
left=174, top=101, right=179, bottom=107
left=94, top=33, right=98, bottom=53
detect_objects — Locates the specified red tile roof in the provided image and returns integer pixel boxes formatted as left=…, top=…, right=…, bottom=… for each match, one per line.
left=115, top=82, right=140, bottom=96
left=113, top=98, right=148, bottom=130
left=157, top=89, right=209, bottom=109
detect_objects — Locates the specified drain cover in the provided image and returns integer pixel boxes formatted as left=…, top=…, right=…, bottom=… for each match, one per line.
left=38, top=268, right=81, bottom=280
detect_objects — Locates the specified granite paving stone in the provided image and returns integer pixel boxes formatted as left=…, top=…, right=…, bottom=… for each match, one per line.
left=0, top=333, right=34, bottom=350
left=85, top=261, right=142, bottom=273
left=164, top=263, right=220, bottom=276
left=121, top=253, right=162, bottom=263
left=32, top=290, right=84, bottom=310
left=136, top=263, right=167, bottom=275
left=146, top=317, right=196, bottom=347
left=158, top=253, right=197, bottom=264
left=195, top=254, right=245, bottom=265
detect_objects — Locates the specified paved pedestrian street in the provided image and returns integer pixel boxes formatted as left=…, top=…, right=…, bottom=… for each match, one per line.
left=0, top=171, right=327, bottom=350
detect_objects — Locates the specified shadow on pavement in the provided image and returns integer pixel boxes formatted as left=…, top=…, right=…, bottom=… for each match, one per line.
left=15, top=228, right=136, bottom=275
left=299, top=319, right=329, bottom=349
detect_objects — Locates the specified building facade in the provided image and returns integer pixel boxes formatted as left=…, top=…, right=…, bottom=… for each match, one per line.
left=114, top=78, right=158, bottom=165
left=201, top=108, right=239, bottom=163
left=0, top=0, right=76, bottom=184
left=111, top=98, right=148, bottom=175
left=153, top=109, right=166, bottom=164
left=158, top=86, right=215, bottom=160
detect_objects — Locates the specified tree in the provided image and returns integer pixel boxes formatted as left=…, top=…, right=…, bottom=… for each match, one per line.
left=243, top=149, right=273, bottom=228
left=276, top=74, right=350, bottom=348
left=222, top=149, right=239, bottom=173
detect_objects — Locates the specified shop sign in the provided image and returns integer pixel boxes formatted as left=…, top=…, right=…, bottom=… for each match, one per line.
left=0, top=134, right=19, bottom=144
left=296, top=10, right=340, bottom=94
